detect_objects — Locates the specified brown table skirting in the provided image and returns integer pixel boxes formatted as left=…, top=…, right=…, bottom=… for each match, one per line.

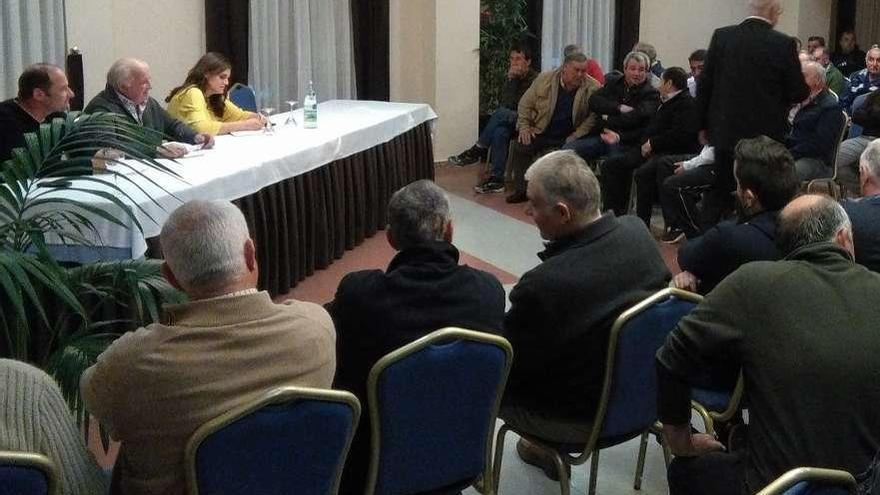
left=149, top=122, right=434, bottom=296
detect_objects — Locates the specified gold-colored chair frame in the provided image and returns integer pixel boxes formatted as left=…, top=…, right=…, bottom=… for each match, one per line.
left=492, top=287, right=701, bottom=495
left=755, top=467, right=857, bottom=495
left=184, top=386, right=361, bottom=495
left=805, top=110, right=852, bottom=197
left=0, top=450, right=59, bottom=495
left=364, top=327, right=513, bottom=495
left=690, top=372, right=745, bottom=438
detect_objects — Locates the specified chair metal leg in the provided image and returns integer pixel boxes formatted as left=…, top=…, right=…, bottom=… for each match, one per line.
left=492, top=424, right=511, bottom=494
left=551, top=452, right=570, bottom=495
left=588, top=450, right=600, bottom=495
left=634, top=431, right=649, bottom=490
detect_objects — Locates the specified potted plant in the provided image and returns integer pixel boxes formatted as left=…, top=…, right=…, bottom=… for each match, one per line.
left=0, top=112, right=185, bottom=433
left=479, top=0, right=532, bottom=121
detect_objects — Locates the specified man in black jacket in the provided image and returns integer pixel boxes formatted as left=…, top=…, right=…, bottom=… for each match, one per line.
left=658, top=194, right=880, bottom=495
left=698, top=0, right=809, bottom=225
left=601, top=66, right=700, bottom=218
left=501, top=150, right=669, bottom=477
left=327, top=179, right=505, bottom=494
left=84, top=58, right=213, bottom=156
left=787, top=61, right=846, bottom=181
left=672, top=136, right=800, bottom=294
left=562, top=51, right=660, bottom=166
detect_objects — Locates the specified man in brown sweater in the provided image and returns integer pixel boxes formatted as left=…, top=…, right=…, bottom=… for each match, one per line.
left=80, top=200, right=336, bottom=495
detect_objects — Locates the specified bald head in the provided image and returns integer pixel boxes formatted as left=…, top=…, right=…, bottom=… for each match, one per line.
left=801, top=61, right=826, bottom=92
left=748, top=0, right=782, bottom=26
left=776, top=194, right=853, bottom=257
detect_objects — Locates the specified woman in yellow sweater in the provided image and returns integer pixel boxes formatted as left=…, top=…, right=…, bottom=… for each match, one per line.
left=166, top=52, right=264, bottom=135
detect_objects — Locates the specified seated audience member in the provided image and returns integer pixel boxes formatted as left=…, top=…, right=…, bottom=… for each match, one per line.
left=787, top=61, right=847, bottom=181
left=80, top=200, right=336, bottom=495
left=505, top=53, right=600, bottom=204
left=839, top=45, right=880, bottom=112
left=658, top=193, right=880, bottom=495
left=686, top=49, right=707, bottom=97
left=843, top=139, right=880, bottom=272
left=673, top=136, right=799, bottom=294
left=656, top=146, right=717, bottom=242
left=634, top=41, right=664, bottom=84
left=84, top=58, right=214, bottom=157
left=836, top=90, right=880, bottom=193
left=328, top=179, right=505, bottom=494
left=562, top=51, right=660, bottom=169
left=0, top=63, right=74, bottom=163
left=832, top=30, right=867, bottom=77
left=166, top=52, right=263, bottom=135
left=603, top=66, right=699, bottom=219
left=806, top=35, right=825, bottom=54
left=812, top=46, right=847, bottom=96
left=448, top=43, right=537, bottom=193
left=501, top=150, right=669, bottom=477
left=562, top=44, right=605, bottom=84
left=0, top=359, right=108, bottom=495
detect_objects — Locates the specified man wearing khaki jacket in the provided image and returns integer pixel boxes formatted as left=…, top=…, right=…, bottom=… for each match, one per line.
left=506, top=52, right=601, bottom=203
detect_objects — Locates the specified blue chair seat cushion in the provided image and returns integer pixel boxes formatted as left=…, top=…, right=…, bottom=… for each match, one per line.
left=0, top=465, right=49, bottom=494
left=692, top=387, right=733, bottom=413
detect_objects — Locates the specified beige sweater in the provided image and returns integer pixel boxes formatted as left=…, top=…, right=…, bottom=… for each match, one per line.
left=80, top=291, right=336, bottom=495
left=0, top=359, right=108, bottom=495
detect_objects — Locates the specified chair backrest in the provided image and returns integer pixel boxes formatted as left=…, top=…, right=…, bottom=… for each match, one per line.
left=589, top=288, right=701, bottom=444
left=365, top=328, right=513, bottom=495
left=0, top=451, right=58, bottom=495
left=756, top=467, right=857, bottom=495
left=228, top=83, right=257, bottom=112
left=185, top=387, right=360, bottom=495
left=831, top=110, right=852, bottom=181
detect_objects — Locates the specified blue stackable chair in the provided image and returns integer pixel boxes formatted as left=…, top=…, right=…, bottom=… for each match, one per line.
left=365, top=328, right=513, bottom=495
left=756, top=467, right=856, bottom=495
left=185, top=387, right=360, bottom=495
left=0, top=451, right=58, bottom=495
left=492, top=288, right=702, bottom=495
left=228, top=83, right=257, bottom=112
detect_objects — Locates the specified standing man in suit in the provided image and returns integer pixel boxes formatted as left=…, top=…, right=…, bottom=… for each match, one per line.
left=698, top=0, right=809, bottom=226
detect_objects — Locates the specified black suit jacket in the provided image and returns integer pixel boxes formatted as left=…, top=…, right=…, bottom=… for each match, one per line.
left=327, top=240, right=505, bottom=494
left=503, top=214, right=670, bottom=420
left=589, top=73, right=661, bottom=146
left=698, top=18, right=809, bottom=150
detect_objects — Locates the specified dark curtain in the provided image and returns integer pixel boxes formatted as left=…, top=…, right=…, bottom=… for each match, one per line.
left=614, top=0, right=641, bottom=70
left=66, top=50, right=84, bottom=111
left=525, top=0, right=543, bottom=69
left=205, top=0, right=250, bottom=87
left=350, top=0, right=390, bottom=101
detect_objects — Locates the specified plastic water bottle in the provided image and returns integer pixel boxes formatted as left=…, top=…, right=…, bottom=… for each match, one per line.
left=304, top=81, right=317, bottom=129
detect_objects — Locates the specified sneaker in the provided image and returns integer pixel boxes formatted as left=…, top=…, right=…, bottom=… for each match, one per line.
left=448, top=145, right=487, bottom=166
left=516, top=438, right=570, bottom=482
left=661, top=228, right=685, bottom=244
left=474, top=178, right=505, bottom=194
left=505, top=190, right=528, bottom=204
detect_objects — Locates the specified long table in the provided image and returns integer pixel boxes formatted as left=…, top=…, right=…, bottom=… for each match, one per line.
left=51, top=100, right=437, bottom=295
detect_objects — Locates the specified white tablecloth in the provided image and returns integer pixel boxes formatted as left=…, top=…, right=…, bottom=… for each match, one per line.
left=49, top=100, right=437, bottom=260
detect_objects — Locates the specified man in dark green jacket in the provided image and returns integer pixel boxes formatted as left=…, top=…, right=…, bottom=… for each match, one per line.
left=658, top=194, right=880, bottom=495
left=84, top=58, right=213, bottom=156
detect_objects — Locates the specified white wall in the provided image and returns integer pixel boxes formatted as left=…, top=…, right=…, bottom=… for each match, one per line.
left=390, top=0, right=479, bottom=161
left=639, top=0, right=830, bottom=70
left=65, top=0, right=206, bottom=104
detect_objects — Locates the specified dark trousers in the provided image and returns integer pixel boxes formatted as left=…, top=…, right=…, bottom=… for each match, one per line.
left=657, top=161, right=716, bottom=237
left=667, top=451, right=745, bottom=495
left=510, top=135, right=565, bottom=193
left=597, top=147, right=641, bottom=216
left=633, top=154, right=695, bottom=227
left=700, top=148, right=735, bottom=228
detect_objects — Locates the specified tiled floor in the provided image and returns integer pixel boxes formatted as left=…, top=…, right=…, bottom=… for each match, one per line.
left=89, top=161, right=683, bottom=494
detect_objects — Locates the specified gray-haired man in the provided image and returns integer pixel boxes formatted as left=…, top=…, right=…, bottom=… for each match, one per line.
left=81, top=200, right=335, bottom=495
left=328, top=179, right=505, bottom=493
left=84, top=58, right=214, bottom=156
left=501, top=150, right=669, bottom=479
left=659, top=194, right=880, bottom=494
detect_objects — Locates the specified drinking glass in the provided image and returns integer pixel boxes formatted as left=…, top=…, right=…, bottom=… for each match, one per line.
left=260, top=107, right=275, bottom=134
left=285, top=100, right=298, bottom=127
